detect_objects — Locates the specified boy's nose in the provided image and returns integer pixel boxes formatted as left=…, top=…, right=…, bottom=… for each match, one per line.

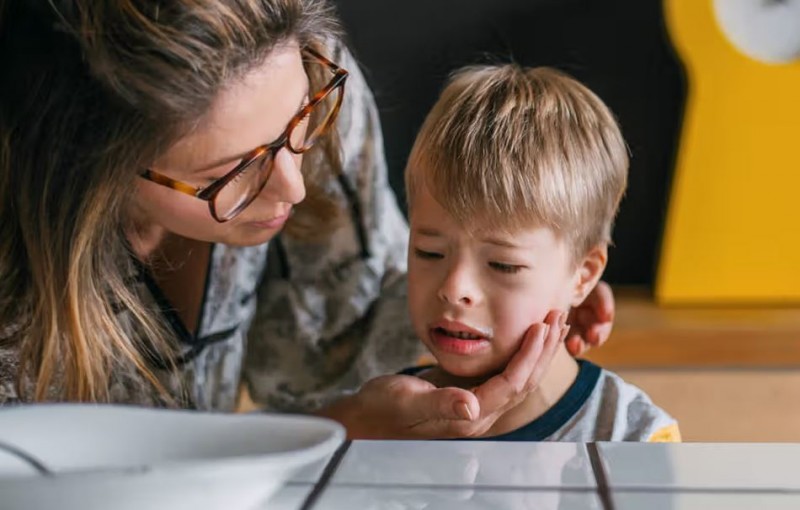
left=437, top=265, right=482, bottom=307
left=260, top=146, right=306, bottom=205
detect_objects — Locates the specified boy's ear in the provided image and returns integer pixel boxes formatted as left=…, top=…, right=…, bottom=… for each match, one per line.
left=570, top=244, right=608, bottom=307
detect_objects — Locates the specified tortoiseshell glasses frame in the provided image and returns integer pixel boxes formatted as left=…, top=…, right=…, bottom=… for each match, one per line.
left=140, top=47, right=348, bottom=223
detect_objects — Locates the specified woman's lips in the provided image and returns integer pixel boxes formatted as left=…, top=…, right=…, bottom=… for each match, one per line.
left=248, top=212, right=290, bottom=230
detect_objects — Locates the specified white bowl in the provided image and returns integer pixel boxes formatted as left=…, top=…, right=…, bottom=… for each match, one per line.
left=0, top=404, right=345, bottom=510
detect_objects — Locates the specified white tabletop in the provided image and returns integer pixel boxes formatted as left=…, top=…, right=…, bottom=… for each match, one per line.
left=265, top=440, right=800, bottom=509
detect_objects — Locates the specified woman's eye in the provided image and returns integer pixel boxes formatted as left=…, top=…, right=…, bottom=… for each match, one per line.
left=414, top=248, right=443, bottom=260
left=205, top=173, right=235, bottom=186
left=489, top=261, right=523, bottom=274
left=202, top=159, right=249, bottom=185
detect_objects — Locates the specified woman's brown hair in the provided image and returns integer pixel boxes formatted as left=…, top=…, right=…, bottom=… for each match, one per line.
left=0, top=0, right=342, bottom=402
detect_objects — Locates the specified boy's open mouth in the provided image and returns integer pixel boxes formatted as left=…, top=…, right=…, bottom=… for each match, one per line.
left=434, top=327, right=484, bottom=340
left=430, top=326, right=491, bottom=356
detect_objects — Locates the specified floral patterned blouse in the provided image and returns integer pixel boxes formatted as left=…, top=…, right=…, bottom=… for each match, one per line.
left=0, top=42, right=425, bottom=411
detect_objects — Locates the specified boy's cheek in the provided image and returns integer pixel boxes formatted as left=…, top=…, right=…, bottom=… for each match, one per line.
left=406, top=286, right=432, bottom=340
left=407, top=269, right=441, bottom=309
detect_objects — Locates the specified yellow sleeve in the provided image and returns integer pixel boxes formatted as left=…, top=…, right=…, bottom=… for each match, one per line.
left=648, top=423, right=682, bottom=443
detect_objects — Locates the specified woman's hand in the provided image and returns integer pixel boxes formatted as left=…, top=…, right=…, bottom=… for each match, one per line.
left=322, top=374, right=475, bottom=439
left=320, top=310, right=568, bottom=439
left=565, top=281, right=615, bottom=356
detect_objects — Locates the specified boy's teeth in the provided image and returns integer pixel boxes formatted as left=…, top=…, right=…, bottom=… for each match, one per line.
left=440, top=328, right=481, bottom=340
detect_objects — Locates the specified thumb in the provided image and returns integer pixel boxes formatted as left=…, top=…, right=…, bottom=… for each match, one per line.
left=410, top=385, right=480, bottom=423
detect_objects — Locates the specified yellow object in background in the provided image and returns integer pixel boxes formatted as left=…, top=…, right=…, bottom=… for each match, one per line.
left=657, top=0, right=800, bottom=304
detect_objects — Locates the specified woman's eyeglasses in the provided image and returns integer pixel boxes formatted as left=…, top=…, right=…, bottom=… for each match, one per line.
left=140, top=48, right=348, bottom=223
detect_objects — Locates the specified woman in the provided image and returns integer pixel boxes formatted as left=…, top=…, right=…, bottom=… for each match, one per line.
left=0, top=0, right=613, bottom=438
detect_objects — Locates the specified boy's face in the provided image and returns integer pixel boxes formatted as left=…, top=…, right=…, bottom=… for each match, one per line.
left=407, top=184, right=584, bottom=379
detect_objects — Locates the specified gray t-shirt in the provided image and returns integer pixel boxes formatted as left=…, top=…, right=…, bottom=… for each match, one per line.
left=543, top=361, right=680, bottom=442
left=402, top=360, right=680, bottom=442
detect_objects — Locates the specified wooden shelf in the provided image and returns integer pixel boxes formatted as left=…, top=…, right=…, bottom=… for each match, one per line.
left=584, top=288, right=800, bottom=368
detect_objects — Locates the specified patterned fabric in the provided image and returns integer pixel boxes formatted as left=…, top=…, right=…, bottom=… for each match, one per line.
left=0, top=41, right=425, bottom=411
left=243, top=41, right=425, bottom=412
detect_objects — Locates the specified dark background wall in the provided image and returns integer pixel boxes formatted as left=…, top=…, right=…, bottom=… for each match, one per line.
left=333, top=0, right=686, bottom=286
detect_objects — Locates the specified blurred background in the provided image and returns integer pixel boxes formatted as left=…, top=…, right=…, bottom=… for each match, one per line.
left=333, top=0, right=800, bottom=441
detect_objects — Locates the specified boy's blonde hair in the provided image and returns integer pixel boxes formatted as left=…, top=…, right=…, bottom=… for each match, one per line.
left=405, top=65, right=628, bottom=261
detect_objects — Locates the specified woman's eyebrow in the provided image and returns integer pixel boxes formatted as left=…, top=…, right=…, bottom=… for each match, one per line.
left=192, top=87, right=311, bottom=173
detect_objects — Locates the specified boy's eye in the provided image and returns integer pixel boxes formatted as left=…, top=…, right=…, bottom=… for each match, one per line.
left=414, top=248, right=443, bottom=260
left=489, top=261, right=524, bottom=274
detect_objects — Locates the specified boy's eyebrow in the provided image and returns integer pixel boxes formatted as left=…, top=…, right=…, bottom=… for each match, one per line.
left=415, top=228, right=523, bottom=248
left=415, top=227, right=444, bottom=237
left=482, top=236, right=522, bottom=248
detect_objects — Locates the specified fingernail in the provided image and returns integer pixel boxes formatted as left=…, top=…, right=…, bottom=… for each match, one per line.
left=560, top=312, right=568, bottom=328
left=455, top=401, right=474, bottom=421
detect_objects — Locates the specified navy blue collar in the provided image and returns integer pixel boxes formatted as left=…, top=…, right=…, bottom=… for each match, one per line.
left=401, top=359, right=602, bottom=441
left=485, top=359, right=601, bottom=441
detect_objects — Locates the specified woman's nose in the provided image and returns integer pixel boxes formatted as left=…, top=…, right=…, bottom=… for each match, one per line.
left=261, top=147, right=306, bottom=205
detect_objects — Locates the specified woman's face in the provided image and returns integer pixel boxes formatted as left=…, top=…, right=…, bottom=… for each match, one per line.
left=133, top=41, right=309, bottom=247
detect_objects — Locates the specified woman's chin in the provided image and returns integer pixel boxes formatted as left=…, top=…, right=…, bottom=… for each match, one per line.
left=224, top=228, right=282, bottom=247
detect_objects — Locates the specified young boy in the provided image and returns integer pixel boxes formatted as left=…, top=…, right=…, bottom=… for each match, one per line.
left=402, top=65, right=679, bottom=442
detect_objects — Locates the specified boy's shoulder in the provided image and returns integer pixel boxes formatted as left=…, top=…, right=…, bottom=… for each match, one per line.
left=548, top=362, right=680, bottom=443
left=398, top=360, right=680, bottom=443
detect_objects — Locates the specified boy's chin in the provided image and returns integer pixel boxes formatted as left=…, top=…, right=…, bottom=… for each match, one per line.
left=437, top=350, right=511, bottom=377
left=434, top=360, right=505, bottom=386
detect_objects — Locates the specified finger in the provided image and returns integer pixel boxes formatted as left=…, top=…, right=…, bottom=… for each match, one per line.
left=405, top=389, right=482, bottom=438
left=406, top=383, right=479, bottom=423
left=564, top=308, right=587, bottom=352
left=520, top=310, right=565, bottom=383
left=465, top=317, right=567, bottom=436
left=440, top=314, right=569, bottom=438
left=375, top=374, right=476, bottom=422
left=575, top=307, right=595, bottom=334
left=409, top=415, right=486, bottom=439
left=524, top=314, right=568, bottom=387
left=586, top=321, right=614, bottom=348
left=473, top=316, right=557, bottom=417
left=583, top=281, right=615, bottom=322
left=565, top=334, right=587, bottom=356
